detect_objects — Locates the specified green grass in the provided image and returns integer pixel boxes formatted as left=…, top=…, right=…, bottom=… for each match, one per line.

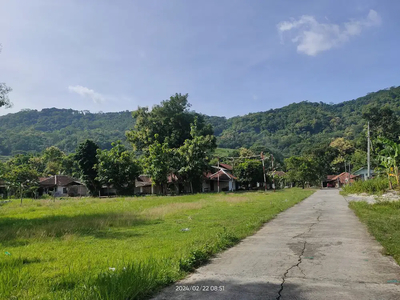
left=0, top=189, right=314, bottom=299
left=341, top=177, right=392, bottom=195
left=349, top=201, right=400, bottom=265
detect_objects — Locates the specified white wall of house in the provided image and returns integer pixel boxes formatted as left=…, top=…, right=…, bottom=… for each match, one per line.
left=56, top=186, right=67, bottom=196
left=202, top=181, right=211, bottom=192
left=202, top=180, right=236, bottom=192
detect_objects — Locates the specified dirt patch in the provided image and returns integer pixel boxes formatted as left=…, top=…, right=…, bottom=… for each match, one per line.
left=345, top=191, right=400, bottom=204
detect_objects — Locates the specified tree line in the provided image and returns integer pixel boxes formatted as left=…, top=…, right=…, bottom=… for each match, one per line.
left=1, top=86, right=400, bottom=158
left=2, top=90, right=400, bottom=195
left=0, top=94, right=219, bottom=197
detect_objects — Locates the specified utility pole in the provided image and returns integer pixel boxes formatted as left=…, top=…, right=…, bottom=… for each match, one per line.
left=348, top=161, right=351, bottom=186
left=261, top=152, right=267, bottom=192
left=217, top=157, right=220, bottom=193
left=367, top=121, right=370, bottom=180
left=271, top=154, right=275, bottom=192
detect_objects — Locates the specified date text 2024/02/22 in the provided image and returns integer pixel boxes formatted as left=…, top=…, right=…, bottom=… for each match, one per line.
left=175, top=286, right=225, bottom=292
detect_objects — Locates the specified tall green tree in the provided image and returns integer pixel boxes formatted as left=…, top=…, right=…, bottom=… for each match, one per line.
left=285, top=156, right=318, bottom=189
left=143, top=137, right=173, bottom=195
left=75, top=140, right=100, bottom=196
left=4, top=165, right=39, bottom=204
left=28, top=156, right=45, bottom=175
left=126, top=93, right=213, bottom=151
left=177, top=119, right=217, bottom=192
left=42, top=146, right=66, bottom=175
left=96, top=141, right=141, bottom=194
left=329, top=137, right=354, bottom=172
left=306, top=144, right=339, bottom=185
left=61, top=153, right=80, bottom=178
left=234, top=160, right=263, bottom=189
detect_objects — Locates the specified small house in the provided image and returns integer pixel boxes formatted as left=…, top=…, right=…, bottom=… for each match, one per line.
left=325, top=172, right=359, bottom=188
left=38, top=175, right=88, bottom=197
left=135, top=174, right=192, bottom=195
left=0, top=180, right=7, bottom=199
left=202, top=163, right=237, bottom=192
left=353, top=167, right=375, bottom=181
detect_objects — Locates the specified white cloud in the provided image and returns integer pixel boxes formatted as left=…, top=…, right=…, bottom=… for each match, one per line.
left=277, top=9, right=381, bottom=56
left=68, top=85, right=106, bottom=103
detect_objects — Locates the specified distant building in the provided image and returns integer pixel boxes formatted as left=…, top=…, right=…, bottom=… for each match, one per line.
left=135, top=174, right=192, bottom=195
left=0, top=180, right=7, bottom=199
left=202, top=163, right=237, bottom=192
left=38, top=175, right=88, bottom=197
left=353, top=167, right=375, bottom=181
left=135, top=163, right=238, bottom=194
left=324, top=172, right=359, bottom=188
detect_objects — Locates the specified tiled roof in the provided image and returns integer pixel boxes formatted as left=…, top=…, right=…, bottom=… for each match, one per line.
left=219, top=163, right=233, bottom=171
left=329, top=172, right=358, bottom=184
left=39, top=175, right=82, bottom=187
left=208, top=170, right=237, bottom=180
left=138, top=175, right=152, bottom=183
left=273, top=171, right=286, bottom=177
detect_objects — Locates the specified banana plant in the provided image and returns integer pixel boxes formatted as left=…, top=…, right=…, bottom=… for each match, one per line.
left=377, top=137, right=400, bottom=188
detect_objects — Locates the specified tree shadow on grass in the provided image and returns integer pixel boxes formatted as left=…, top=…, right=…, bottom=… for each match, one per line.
left=0, top=212, right=163, bottom=243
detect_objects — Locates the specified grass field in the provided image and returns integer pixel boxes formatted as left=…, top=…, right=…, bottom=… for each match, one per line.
left=0, top=189, right=314, bottom=300
left=349, top=201, right=400, bottom=265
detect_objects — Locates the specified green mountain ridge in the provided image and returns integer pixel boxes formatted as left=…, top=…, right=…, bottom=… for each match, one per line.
left=1, top=86, right=399, bottom=157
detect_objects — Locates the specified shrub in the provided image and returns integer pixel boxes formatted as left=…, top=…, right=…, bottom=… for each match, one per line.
left=342, top=176, right=393, bottom=195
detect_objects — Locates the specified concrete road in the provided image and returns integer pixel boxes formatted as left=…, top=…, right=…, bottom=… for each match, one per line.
left=153, top=190, right=400, bottom=300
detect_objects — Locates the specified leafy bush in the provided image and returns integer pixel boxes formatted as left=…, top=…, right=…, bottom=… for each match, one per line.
left=342, top=177, right=393, bottom=195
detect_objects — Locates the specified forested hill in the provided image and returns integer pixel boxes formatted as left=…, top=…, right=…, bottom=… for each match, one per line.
left=1, top=86, right=400, bottom=157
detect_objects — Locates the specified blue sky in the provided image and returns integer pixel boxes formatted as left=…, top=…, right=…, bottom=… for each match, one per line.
left=0, top=0, right=399, bottom=118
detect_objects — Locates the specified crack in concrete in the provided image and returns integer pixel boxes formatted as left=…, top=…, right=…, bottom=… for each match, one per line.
left=297, top=265, right=306, bottom=278
left=277, top=241, right=307, bottom=300
left=277, top=211, right=322, bottom=299
left=292, top=212, right=322, bottom=239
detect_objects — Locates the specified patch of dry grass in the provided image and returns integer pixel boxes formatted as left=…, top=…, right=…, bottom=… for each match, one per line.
left=142, top=201, right=205, bottom=218
left=217, top=196, right=252, bottom=203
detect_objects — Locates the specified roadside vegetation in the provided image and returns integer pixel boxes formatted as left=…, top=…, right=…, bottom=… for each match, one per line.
left=341, top=176, right=393, bottom=195
left=0, top=189, right=313, bottom=299
left=349, top=201, right=400, bottom=265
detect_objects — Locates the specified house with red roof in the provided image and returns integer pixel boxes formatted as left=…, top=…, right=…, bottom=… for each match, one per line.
left=202, top=163, right=237, bottom=192
left=134, top=163, right=238, bottom=194
left=324, top=172, right=359, bottom=188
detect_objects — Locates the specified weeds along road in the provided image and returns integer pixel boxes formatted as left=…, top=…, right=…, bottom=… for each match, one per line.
left=153, top=189, right=400, bottom=300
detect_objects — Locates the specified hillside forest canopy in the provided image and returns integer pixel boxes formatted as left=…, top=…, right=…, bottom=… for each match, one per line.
left=0, top=86, right=400, bottom=159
